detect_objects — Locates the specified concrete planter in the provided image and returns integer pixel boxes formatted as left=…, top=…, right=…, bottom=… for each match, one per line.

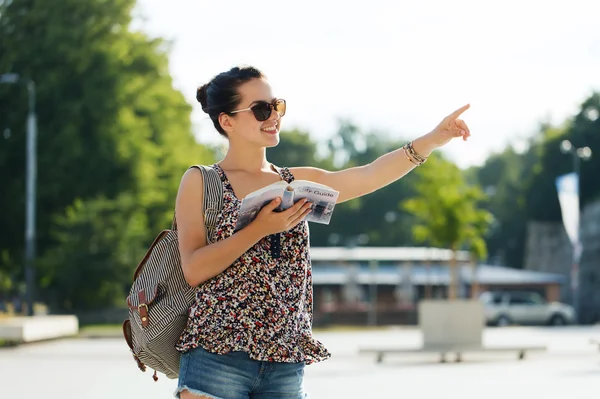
left=418, top=299, right=485, bottom=348
left=360, top=299, right=546, bottom=363
left=0, top=315, right=79, bottom=344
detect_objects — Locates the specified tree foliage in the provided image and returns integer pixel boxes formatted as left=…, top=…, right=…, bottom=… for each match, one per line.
left=0, top=0, right=213, bottom=309
left=471, top=92, right=600, bottom=268
left=402, top=154, right=493, bottom=298
left=2, top=0, right=598, bottom=312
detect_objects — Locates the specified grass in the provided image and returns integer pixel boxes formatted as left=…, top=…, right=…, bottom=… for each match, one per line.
left=81, top=323, right=123, bottom=330
left=0, top=339, right=19, bottom=348
left=79, top=323, right=123, bottom=338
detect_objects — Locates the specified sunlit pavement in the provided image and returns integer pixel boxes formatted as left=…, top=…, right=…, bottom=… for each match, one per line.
left=1, top=326, right=598, bottom=399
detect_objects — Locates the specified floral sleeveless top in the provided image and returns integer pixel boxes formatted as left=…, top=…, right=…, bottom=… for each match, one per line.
left=176, top=164, right=331, bottom=365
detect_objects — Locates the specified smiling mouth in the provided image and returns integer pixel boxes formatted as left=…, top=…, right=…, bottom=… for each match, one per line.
left=261, top=124, right=279, bottom=134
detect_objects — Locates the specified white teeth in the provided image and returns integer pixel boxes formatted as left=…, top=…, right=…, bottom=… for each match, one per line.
left=262, top=125, right=277, bottom=132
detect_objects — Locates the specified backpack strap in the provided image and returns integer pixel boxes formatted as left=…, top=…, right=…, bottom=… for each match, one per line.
left=172, top=165, right=224, bottom=244
left=196, top=165, right=223, bottom=244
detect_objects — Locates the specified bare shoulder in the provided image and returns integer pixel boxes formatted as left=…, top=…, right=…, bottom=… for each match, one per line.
left=177, top=167, right=205, bottom=204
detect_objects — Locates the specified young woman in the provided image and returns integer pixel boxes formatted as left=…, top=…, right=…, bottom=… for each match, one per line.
left=174, top=66, right=470, bottom=399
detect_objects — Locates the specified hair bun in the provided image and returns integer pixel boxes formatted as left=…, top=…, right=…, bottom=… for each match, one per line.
left=196, top=83, right=209, bottom=112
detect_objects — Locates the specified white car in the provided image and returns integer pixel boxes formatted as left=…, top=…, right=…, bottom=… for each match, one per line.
left=479, top=290, right=575, bottom=326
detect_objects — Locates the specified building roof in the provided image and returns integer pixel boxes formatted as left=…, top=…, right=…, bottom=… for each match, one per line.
left=310, top=246, right=472, bottom=262
left=311, top=264, right=566, bottom=286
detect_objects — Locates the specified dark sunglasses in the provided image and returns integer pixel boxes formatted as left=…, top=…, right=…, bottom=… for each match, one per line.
left=229, top=99, right=286, bottom=122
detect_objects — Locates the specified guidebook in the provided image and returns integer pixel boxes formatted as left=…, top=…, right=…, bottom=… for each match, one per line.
left=235, top=180, right=340, bottom=231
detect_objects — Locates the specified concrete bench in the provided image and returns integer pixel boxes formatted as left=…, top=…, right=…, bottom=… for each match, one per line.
left=363, top=301, right=546, bottom=364
left=0, top=315, right=79, bottom=344
left=359, top=344, right=547, bottom=363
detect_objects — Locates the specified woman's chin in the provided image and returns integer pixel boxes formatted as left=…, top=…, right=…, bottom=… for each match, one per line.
left=264, top=134, right=280, bottom=148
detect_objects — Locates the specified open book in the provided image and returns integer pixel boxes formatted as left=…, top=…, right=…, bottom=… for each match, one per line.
left=235, top=180, right=340, bottom=231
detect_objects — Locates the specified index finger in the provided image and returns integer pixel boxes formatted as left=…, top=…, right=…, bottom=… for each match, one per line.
left=447, top=103, right=470, bottom=120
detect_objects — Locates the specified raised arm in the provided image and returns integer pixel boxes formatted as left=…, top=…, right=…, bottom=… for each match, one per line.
left=290, top=104, right=471, bottom=203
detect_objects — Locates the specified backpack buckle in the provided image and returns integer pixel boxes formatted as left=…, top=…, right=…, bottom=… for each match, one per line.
left=138, top=303, right=149, bottom=327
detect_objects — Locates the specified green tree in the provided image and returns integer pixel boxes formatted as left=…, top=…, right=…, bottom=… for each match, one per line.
left=526, top=93, right=600, bottom=221
left=470, top=92, right=600, bottom=269
left=267, top=129, right=334, bottom=170
left=467, top=233, right=488, bottom=299
left=323, top=131, right=421, bottom=247
left=327, top=119, right=367, bottom=168
left=302, top=122, right=421, bottom=248
left=469, top=145, right=538, bottom=268
left=402, top=154, right=493, bottom=299
left=0, top=0, right=213, bottom=309
left=38, top=194, right=148, bottom=310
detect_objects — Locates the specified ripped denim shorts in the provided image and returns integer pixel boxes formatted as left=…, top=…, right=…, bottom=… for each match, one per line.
left=175, top=346, right=308, bottom=399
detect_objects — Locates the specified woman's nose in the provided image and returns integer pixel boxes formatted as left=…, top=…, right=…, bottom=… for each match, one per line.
left=268, top=105, right=281, bottom=121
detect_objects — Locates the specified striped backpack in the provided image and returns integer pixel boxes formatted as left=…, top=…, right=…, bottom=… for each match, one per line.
left=122, top=165, right=223, bottom=381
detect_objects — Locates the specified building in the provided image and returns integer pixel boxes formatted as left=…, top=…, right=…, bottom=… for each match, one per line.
left=525, top=199, right=600, bottom=324
left=310, top=247, right=567, bottom=326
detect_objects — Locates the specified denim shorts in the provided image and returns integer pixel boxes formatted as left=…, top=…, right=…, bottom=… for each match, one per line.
left=175, top=346, right=308, bottom=399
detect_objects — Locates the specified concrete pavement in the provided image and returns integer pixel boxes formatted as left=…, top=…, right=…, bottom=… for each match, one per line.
left=1, top=326, right=598, bottom=398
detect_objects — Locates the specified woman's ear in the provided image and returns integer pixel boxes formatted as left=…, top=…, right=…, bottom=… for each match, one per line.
left=218, top=113, right=235, bottom=134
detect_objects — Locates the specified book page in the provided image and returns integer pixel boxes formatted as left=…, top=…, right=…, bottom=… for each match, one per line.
left=235, top=183, right=286, bottom=231
left=289, top=180, right=339, bottom=225
left=243, top=180, right=288, bottom=200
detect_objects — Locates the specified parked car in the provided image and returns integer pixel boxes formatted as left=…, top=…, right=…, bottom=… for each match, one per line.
left=479, top=290, right=575, bottom=326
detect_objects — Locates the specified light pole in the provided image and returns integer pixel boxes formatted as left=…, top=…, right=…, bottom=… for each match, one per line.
left=559, top=139, right=591, bottom=323
left=1, top=73, right=37, bottom=317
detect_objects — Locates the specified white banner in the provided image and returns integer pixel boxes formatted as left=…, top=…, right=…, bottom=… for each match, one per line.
left=555, top=172, right=582, bottom=262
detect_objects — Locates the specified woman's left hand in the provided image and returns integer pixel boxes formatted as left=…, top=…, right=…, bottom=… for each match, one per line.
left=429, top=104, right=471, bottom=148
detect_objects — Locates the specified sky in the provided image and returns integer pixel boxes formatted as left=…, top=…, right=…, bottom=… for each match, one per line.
left=132, top=0, right=600, bottom=168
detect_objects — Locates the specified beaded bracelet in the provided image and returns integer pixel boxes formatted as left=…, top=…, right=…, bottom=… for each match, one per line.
left=402, top=141, right=427, bottom=166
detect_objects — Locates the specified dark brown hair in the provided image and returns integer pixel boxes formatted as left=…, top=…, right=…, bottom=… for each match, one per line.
left=196, top=66, right=265, bottom=137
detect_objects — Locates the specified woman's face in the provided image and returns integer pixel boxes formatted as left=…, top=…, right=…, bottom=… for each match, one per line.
left=221, top=78, right=283, bottom=148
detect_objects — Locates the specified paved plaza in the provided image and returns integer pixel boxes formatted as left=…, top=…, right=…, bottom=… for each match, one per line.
left=1, top=326, right=598, bottom=398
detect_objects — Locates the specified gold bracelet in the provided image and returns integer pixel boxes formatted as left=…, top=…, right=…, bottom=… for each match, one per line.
left=403, top=145, right=420, bottom=166
left=402, top=141, right=427, bottom=166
